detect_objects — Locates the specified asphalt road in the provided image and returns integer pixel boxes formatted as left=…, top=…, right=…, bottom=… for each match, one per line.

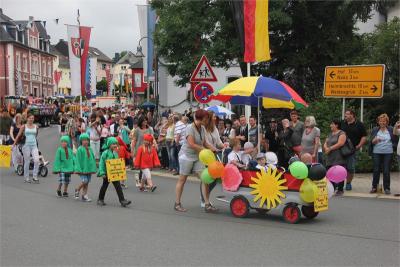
left=1, top=126, right=399, bottom=267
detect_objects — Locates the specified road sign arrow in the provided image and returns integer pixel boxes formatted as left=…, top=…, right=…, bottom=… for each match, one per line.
left=371, top=85, right=378, bottom=93
left=329, top=71, right=336, bottom=79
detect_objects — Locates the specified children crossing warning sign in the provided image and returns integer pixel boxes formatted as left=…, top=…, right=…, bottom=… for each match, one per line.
left=190, top=55, right=218, bottom=82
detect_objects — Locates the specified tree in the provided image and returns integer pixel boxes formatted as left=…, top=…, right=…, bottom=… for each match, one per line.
left=151, top=0, right=389, bottom=99
left=355, top=17, right=400, bottom=123
left=96, top=80, right=108, bottom=93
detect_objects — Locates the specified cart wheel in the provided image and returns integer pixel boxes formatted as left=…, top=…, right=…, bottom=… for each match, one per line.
left=282, top=204, right=301, bottom=224
left=301, top=205, right=319, bottom=219
left=230, top=196, right=250, bottom=218
left=255, top=208, right=269, bottom=215
left=40, top=166, right=48, bottom=177
left=16, top=165, right=24, bottom=176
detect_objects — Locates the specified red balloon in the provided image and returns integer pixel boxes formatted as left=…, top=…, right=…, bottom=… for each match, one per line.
left=208, top=161, right=224, bottom=178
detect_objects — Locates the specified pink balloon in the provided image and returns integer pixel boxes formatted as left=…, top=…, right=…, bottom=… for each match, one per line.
left=326, top=165, right=347, bottom=183
left=221, top=164, right=243, bottom=191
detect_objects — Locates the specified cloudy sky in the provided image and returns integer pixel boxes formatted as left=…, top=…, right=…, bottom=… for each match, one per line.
left=1, top=0, right=146, bottom=58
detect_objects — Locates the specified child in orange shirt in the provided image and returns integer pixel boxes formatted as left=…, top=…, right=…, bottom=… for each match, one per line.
left=134, top=134, right=160, bottom=192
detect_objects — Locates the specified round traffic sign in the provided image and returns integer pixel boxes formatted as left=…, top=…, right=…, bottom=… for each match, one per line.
left=194, top=83, right=214, bottom=104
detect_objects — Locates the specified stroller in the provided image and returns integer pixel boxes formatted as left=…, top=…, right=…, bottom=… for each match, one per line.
left=15, top=145, right=49, bottom=177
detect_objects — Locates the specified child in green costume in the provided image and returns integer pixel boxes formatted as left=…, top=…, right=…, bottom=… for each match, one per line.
left=53, top=135, right=75, bottom=197
left=74, top=133, right=97, bottom=202
left=97, top=137, right=131, bottom=207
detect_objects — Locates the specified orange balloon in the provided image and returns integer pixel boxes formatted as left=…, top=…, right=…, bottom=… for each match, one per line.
left=208, top=161, right=224, bottom=178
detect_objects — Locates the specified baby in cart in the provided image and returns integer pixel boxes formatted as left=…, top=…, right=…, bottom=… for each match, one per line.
left=14, top=144, right=49, bottom=176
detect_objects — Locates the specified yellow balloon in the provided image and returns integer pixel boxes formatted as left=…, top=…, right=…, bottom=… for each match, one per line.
left=199, top=149, right=216, bottom=165
left=299, top=178, right=317, bottom=203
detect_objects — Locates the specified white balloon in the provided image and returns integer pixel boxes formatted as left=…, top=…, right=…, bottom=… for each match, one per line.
left=327, top=180, right=334, bottom=199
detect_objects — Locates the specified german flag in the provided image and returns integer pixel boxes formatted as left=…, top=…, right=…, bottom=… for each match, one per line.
left=230, top=0, right=271, bottom=63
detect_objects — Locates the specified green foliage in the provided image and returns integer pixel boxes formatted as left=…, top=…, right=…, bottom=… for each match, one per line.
left=299, top=98, right=342, bottom=140
left=151, top=0, right=240, bottom=86
left=96, top=80, right=108, bottom=92
left=355, top=17, right=400, bottom=123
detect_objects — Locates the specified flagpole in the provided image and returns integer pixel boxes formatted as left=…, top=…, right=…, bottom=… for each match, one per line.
left=245, top=62, right=251, bottom=142
left=77, top=9, right=83, bottom=118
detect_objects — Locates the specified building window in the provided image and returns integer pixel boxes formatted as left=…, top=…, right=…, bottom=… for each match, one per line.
left=47, top=62, right=51, bottom=78
left=102, top=63, right=106, bottom=70
left=42, top=62, right=46, bottom=76
left=121, top=66, right=126, bottom=70
left=16, top=53, right=21, bottom=70
left=22, top=57, right=27, bottom=72
left=134, top=73, right=142, bottom=88
left=69, top=72, right=71, bottom=79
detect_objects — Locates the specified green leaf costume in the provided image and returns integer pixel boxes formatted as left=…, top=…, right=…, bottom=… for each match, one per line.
left=53, top=136, right=75, bottom=174
left=74, top=134, right=97, bottom=174
left=97, top=137, right=119, bottom=177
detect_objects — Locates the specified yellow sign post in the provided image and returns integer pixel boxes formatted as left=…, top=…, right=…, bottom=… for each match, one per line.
left=0, top=145, right=12, bottom=168
left=314, top=179, right=328, bottom=212
left=324, top=65, right=385, bottom=98
left=106, top=158, right=126, bottom=182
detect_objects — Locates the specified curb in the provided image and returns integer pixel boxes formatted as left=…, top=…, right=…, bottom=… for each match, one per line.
left=127, top=169, right=400, bottom=201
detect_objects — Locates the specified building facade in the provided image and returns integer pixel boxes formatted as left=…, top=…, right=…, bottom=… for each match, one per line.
left=0, top=9, right=55, bottom=103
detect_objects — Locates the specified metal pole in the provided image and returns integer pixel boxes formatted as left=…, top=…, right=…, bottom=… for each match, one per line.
left=245, top=63, right=251, bottom=141
left=360, top=98, right=364, bottom=122
left=77, top=9, right=83, bottom=118
left=341, top=98, right=346, bottom=120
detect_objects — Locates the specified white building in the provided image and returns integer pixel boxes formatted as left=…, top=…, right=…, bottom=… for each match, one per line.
left=356, top=2, right=399, bottom=34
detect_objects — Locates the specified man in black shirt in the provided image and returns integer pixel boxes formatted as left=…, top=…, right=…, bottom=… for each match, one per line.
left=341, top=109, right=367, bottom=191
left=264, top=118, right=281, bottom=153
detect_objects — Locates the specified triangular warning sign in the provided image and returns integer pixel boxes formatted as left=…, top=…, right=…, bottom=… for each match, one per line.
left=190, top=55, right=218, bottom=82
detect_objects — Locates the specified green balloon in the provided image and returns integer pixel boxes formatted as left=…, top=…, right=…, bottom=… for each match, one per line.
left=289, top=161, right=309, bottom=179
left=201, top=168, right=214, bottom=185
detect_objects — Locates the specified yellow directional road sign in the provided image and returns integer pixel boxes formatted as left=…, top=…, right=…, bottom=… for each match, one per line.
left=324, top=64, right=385, bottom=98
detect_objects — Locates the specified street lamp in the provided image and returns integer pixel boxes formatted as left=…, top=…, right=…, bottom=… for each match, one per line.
left=135, top=36, right=154, bottom=103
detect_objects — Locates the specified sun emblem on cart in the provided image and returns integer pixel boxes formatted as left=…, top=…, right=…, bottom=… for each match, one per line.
left=249, top=168, right=288, bottom=209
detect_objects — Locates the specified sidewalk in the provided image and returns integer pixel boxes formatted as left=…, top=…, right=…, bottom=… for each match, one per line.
left=129, top=169, right=400, bottom=200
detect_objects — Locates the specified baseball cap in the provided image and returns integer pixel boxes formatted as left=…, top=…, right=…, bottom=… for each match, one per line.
left=256, top=153, right=265, bottom=160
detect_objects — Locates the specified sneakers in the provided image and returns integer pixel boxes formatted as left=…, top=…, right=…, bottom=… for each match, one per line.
left=120, top=200, right=132, bottom=207
left=345, top=183, right=352, bottom=191
left=97, top=200, right=106, bottom=206
left=57, top=190, right=62, bottom=197
left=32, top=178, right=39, bottom=184
left=24, top=179, right=32, bottom=183
left=82, top=195, right=92, bottom=202
left=74, top=189, right=80, bottom=199
left=384, top=189, right=391, bottom=195
left=200, top=201, right=205, bottom=208
left=62, top=192, right=69, bottom=197
left=335, top=190, right=344, bottom=196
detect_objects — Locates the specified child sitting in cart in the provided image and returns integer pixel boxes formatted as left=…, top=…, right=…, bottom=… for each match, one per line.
left=227, top=139, right=246, bottom=169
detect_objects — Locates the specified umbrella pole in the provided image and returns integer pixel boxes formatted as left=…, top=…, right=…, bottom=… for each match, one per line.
left=245, top=63, right=251, bottom=142
left=257, top=97, right=260, bottom=152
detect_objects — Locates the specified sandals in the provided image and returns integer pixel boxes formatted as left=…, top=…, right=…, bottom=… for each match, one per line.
left=205, top=203, right=218, bottom=213
left=174, top=203, right=187, bottom=212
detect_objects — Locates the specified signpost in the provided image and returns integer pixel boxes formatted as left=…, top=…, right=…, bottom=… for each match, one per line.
left=323, top=64, right=385, bottom=121
left=194, top=82, right=214, bottom=104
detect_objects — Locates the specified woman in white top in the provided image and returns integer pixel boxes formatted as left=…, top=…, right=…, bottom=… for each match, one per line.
left=165, top=116, right=177, bottom=172
left=13, top=113, right=40, bottom=183
left=88, top=114, right=102, bottom=160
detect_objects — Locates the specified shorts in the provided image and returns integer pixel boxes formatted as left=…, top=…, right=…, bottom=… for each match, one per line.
left=80, top=174, right=92, bottom=184
left=179, top=158, right=204, bottom=176
left=58, top=173, right=71, bottom=184
left=141, top=168, right=151, bottom=180
left=346, top=153, right=357, bottom=174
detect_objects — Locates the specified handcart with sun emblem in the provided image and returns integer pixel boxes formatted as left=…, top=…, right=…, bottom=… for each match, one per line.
left=215, top=165, right=333, bottom=224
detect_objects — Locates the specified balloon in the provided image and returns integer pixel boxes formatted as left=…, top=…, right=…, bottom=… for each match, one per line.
left=300, top=178, right=318, bottom=203
left=289, top=161, right=308, bottom=179
left=208, top=161, right=224, bottom=178
left=326, top=165, right=347, bottom=183
left=200, top=169, right=214, bottom=184
left=326, top=179, right=334, bottom=199
left=308, top=164, right=327, bottom=181
left=221, top=164, right=243, bottom=191
left=199, top=149, right=216, bottom=165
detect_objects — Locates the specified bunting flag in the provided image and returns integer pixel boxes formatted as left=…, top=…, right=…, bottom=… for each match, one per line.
left=89, top=57, right=97, bottom=98
left=54, top=70, right=62, bottom=85
left=230, top=0, right=271, bottom=63
left=79, top=26, right=91, bottom=96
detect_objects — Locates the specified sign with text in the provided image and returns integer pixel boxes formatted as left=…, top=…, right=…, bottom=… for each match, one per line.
left=314, top=179, right=328, bottom=212
left=0, top=145, right=12, bottom=168
left=324, top=64, right=385, bottom=98
left=106, top=158, right=126, bottom=182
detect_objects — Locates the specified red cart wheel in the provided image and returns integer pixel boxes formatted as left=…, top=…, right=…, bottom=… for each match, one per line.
left=301, top=205, right=319, bottom=219
left=230, top=196, right=250, bottom=218
left=282, top=204, right=301, bottom=224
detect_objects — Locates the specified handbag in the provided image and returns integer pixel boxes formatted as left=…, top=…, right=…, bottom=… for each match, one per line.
left=340, top=137, right=355, bottom=157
